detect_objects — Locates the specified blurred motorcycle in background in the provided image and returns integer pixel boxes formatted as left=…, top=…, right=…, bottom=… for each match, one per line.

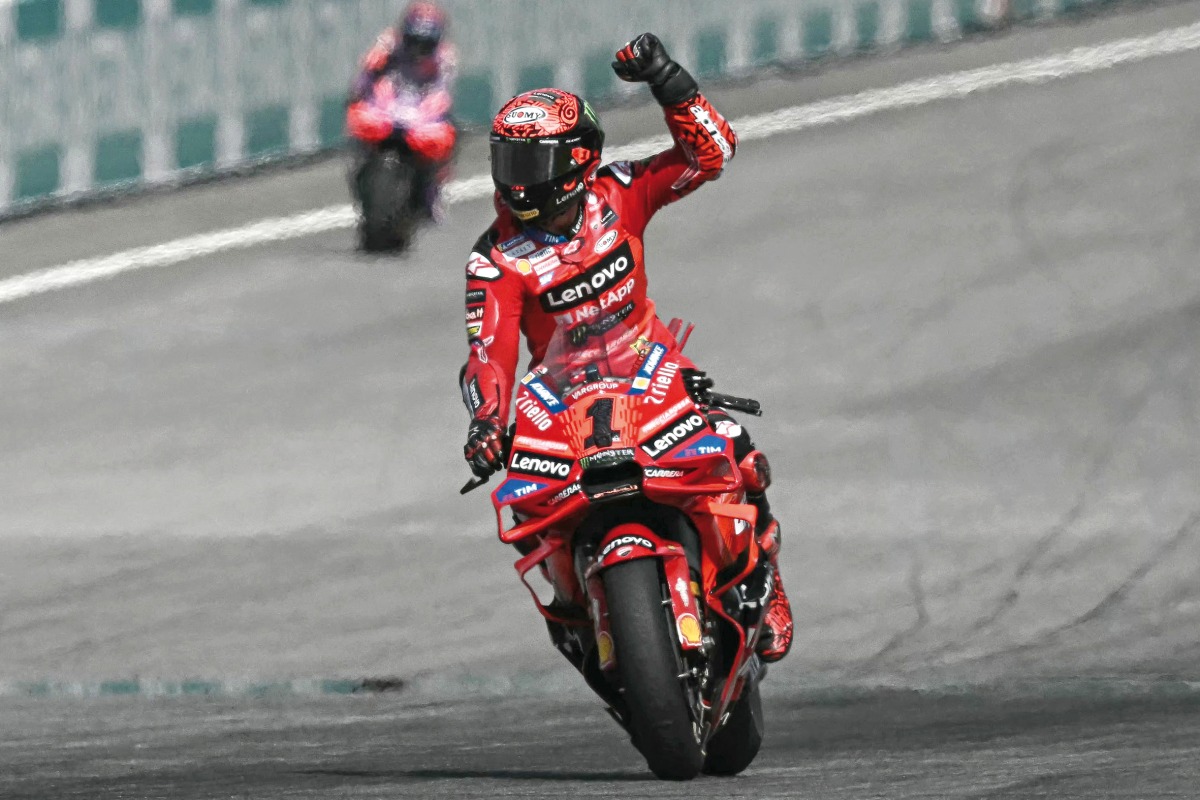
left=346, top=75, right=456, bottom=252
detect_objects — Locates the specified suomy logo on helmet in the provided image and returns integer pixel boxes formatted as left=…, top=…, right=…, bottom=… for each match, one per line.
left=503, top=107, right=548, bottom=125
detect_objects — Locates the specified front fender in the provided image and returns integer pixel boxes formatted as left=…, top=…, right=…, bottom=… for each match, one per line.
left=586, top=523, right=703, bottom=668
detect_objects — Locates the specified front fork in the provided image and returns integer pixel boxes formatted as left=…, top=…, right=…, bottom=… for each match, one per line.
left=584, top=524, right=706, bottom=674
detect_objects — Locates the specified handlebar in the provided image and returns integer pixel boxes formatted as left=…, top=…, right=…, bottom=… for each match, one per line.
left=708, top=392, right=763, bottom=416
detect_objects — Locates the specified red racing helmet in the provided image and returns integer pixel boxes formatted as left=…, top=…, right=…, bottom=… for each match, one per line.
left=490, top=88, right=605, bottom=222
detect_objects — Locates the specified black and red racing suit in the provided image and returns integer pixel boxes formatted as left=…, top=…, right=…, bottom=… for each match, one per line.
left=459, top=93, right=736, bottom=425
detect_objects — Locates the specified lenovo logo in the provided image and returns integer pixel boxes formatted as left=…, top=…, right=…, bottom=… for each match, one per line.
left=539, top=242, right=635, bottom=312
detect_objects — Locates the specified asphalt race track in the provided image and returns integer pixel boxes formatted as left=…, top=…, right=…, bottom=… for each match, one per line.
left=2, top=3, right=1200, bottom=797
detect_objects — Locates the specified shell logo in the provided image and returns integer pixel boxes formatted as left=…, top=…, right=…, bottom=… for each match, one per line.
left=677, top=614, right=703, bottom=646
left=597, top=631, right=615, bottom=667
left=516, top=259, right=532, bottom=275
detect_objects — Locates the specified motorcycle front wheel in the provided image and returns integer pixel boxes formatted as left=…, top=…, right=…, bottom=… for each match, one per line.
left=603, top=558, right=703, bottom=781
left=356, top=152, right=415, bottom=252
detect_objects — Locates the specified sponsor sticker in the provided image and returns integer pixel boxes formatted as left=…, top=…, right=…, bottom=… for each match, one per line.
left=566, top=380, right=622, bottom=402
left=599, top=207, right=619, bottom=228
left=516, top=259, right=533, bottom=275
left=465, top=377, right=483, bottom=413
left=594, top=230, right=618, bottom=254
left=539, top=242, right=635, bottom=312
left=508, top=450, right=574, bottom=479
left=498, top=234, right=526, bottom=252
left=714, top=420, right=743, bottom=439
left=519, top=374, right=566, bottom=413
left=597, top=631, right=614, bottom=667
left=513, top=435, right=570, bottom=453
left=689, top=105, right=734, bottom=160
left=644, top=466, right=686, bottom=478
left=533, top=258, right=560, bottom=277
left=640, top=411, right=707, bottom=459
left=504, top=240, right=537, bottom=259
left=672, top=435, right=727, bottom=460
left=548, top=482, right=581, bottom=505
left=465, top=289, right=487, bottom=305
left=579, top=448, right=636, bottom=471
left=466, top=253, right=501, bottom=281
left=640, top=397, right=693, bottom=434
left=677, top=614, right=703, bottom=646
left=644, top=360, right=680, bottom=406
left=495, top=477, right=547, bottom=504
left=503, top=106, right=548, bottom=125
left=627, top=343, right=668, bottom=396
left=599, top=534, right=655, bottom=560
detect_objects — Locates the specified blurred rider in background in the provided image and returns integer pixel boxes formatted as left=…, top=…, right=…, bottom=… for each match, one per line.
left=347, top=1, right=457, bottom=219
left=459, top=33, right=793, bottom=664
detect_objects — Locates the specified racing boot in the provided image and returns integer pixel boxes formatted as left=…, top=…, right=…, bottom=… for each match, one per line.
left=749, top=493, right=793, bottom=663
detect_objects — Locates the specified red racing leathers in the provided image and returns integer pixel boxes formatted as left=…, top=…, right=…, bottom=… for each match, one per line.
left=460, top=93, right=736, bottom=425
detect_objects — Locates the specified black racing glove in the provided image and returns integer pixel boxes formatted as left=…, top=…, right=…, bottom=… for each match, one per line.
left=612, top=32, right=698, bottom=106
left=464, top=417, right=507, bottom=478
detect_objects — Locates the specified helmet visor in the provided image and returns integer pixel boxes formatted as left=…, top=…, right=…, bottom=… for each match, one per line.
left=490, top=137, right=580, bottom=187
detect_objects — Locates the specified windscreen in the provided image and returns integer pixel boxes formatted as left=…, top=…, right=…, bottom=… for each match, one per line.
left=527, top=314, right=659, bottom=398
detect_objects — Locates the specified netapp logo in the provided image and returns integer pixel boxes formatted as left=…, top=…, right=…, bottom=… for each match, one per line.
left=539, top=242, right=634, bottom=312
left=508, top=450, right=573, bottom=479
left=640, top=412, right=706, bottom=459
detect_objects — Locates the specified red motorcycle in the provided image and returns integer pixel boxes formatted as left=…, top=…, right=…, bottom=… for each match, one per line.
left=463, top=318, right=775, bottom=780
left=346, top=74, right=455, bottom=252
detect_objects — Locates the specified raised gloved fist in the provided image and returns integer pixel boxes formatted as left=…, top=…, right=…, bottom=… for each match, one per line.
left=612, top=32, right=673, bottom=84
left=464, top=417, right=507, bottom=478
left=611, top=33, right=698, bottom=106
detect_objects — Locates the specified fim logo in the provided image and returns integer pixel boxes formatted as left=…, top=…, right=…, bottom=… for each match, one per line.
left=496, top=477, right=546, bottom=504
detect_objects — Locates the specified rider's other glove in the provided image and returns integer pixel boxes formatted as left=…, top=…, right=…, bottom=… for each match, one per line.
left=681, top=368, right=715, bottom=407
left=464, top=417, right=506, bottom=478
left=611, top=32, right=698, bottom=107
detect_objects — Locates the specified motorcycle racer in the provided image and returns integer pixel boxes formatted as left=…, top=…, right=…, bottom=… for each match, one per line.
left=459, top=33, right=792, bottom=663
left=346, top=1, right=456, bottom=219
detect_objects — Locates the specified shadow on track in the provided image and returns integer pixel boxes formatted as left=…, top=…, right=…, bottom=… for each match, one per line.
left=299, top=767, right=653, bottom=783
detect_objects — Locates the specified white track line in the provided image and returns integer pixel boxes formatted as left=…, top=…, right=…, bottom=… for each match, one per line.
left=4, top=20, right=1200, bottom=307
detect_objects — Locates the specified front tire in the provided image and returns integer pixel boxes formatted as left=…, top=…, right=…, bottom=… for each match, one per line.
left=604, top=558, right=703, bottom=781
left=357, top=154, right=414, bottom=252
left=702, top=677, right=764, bottom=775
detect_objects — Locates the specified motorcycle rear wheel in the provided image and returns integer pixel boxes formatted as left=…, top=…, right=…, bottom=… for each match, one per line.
left=604, top=558, right=703, bottom=781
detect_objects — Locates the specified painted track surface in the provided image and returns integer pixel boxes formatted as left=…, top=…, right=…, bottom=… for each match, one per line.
left=2, top=3, right=1200, bottom=795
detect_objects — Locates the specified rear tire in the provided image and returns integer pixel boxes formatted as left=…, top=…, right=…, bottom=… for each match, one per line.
left=701, top=677, right=764, bottom=775
left=604, top=558, right=703, bottom=781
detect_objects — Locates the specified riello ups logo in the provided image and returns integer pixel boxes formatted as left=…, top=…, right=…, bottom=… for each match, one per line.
left=539, top=241, right=634, bottom=312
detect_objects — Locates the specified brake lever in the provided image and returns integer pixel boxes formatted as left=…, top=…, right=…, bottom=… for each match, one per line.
left=460, top=474, right=490, bottom=495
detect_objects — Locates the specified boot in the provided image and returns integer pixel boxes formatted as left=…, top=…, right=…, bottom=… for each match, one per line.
left=749, top=495, right=793, bottom=663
